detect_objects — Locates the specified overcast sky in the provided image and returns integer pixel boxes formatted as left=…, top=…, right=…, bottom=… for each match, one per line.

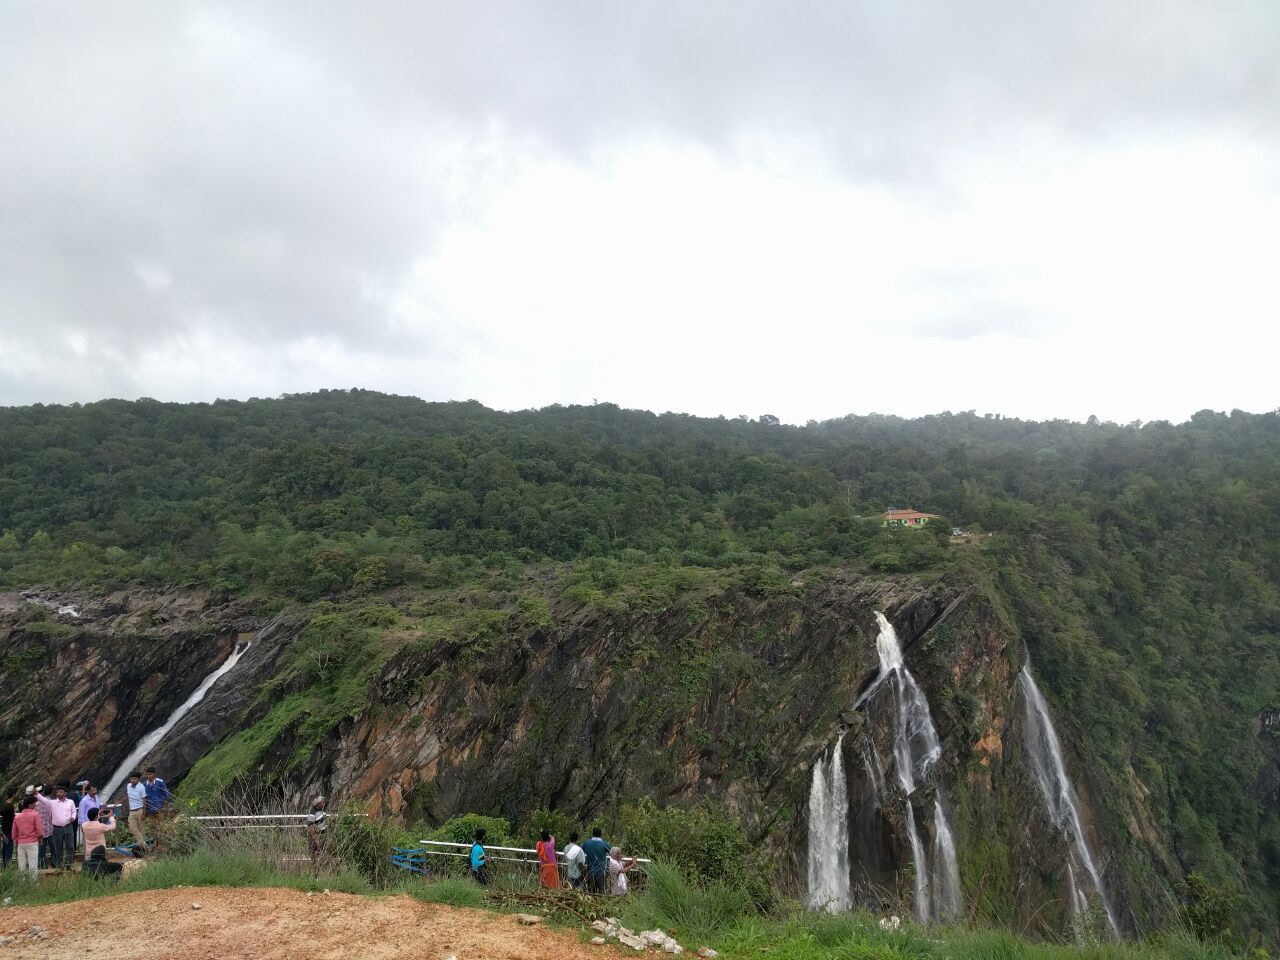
left=2, top=2, right=1278, bottom=424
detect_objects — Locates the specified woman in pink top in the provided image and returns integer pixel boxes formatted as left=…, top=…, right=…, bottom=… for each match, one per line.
left=80, top=806, right=116, bottom=858
left=11, top=796, right=43, bottom=878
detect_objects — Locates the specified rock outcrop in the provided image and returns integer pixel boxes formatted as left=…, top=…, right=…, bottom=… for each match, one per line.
left=0, top=571, right=1177, bottom=937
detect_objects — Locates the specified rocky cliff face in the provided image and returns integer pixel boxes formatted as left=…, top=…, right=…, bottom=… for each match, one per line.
left=0, top=573, right=1174, bottom=937
left=0, top=589, right=256, bottom=794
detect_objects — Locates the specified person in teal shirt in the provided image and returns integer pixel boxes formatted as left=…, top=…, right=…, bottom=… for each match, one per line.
left=470, top=828, right=489, bottom=885
left=582, top=827, right=611, bottom=894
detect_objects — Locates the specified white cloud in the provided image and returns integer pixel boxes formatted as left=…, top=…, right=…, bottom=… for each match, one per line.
left=1, top=2, right=1278, bottom=421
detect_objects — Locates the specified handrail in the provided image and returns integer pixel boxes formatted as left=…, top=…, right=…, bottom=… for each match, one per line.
left=187, top=814, right=369, bottom=821
left=418, top=839, right=652, bottom=864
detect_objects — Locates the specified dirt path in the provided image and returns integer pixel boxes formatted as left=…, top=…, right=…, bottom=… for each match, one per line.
left=0, top=886, right=613, bottom=959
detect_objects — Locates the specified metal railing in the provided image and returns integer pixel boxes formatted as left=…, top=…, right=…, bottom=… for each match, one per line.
left=418, top=839, right=652, bottom=868
left=185, top=813, right=367, bottom=830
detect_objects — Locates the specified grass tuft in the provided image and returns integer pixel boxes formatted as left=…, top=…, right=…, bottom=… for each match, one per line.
left=406, top=876, right=487, bottom=908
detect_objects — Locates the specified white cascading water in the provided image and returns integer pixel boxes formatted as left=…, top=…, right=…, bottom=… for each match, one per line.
left=101, top=641, right=252, bottom=802
left=1018, top=664, right=1120, bottom=937
left=932, top=796, right=963, bottom=919
left=807, top=612, right=962, bottom=922
left=807, top=734, right=851, bottom=912
left=904, top=801, right=930, bottom=921
left=874, top=611, right=961, bottom=923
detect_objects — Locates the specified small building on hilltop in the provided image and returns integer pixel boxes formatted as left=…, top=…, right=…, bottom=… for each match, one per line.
left=882, top=508, right=939, bottom=528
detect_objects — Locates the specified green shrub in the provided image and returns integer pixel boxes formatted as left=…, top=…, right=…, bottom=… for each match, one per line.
left=425, top=813, right=512, bottom=847
left=620, top=861, right=755, bottom=944
left=1182, top=872, right=1244, bottom=946
left=332, top=813, right=415, bottom=886
left=619, top=798, right=751, bottom=885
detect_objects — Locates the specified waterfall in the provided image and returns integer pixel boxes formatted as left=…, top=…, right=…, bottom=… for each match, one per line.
left=1018, top=664, right=1120, bottom=937
left=807, top=734, right=851, bottom=912
left=101, top=641, right=251, bottom=802
left=932, top=796, right=963, bottom=920
left=904, top=802, right=930, bottom=922
left=807, top=612, right=962, bottom=922
left=864, top=744, right=886, bottom=801
left=874, top=612, right=961, bottom=922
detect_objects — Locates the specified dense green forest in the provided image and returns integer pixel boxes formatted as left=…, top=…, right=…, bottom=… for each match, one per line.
left=1, top=391, right=1278, bottom=933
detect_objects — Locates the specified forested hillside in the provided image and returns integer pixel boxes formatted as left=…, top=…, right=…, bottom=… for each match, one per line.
left=1, top=392, right=1277, bottom=935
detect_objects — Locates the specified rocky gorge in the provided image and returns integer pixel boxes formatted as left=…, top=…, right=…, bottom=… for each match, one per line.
left=0, top=567, right=1225, bottom=941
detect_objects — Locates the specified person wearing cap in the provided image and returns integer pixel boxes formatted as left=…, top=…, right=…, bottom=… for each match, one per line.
left=305, top=797, right=327, bottom=865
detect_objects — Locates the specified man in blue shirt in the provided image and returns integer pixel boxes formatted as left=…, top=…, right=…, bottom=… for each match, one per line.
left=143, top=768, right=170, bottom=816
left=582, top=827, right=611, bottom=895
left=77, top=783, right=101, bottom=825
left=470, top=828, right=489, bottom=885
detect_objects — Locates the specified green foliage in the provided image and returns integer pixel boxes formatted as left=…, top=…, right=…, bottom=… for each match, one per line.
left=619, top=798, right=752, bottom=886
left=619, top=860, right=756, bottom=945
left=425, top=813, right=513, bottom=846
left=179, top=695, right=310, bottom=801
left=1, top=393, right=1279, bottom=934
left=331, top=811, right=416, bottom=886
left=523, top=806, right=579, bottom=844
left=407, top=876, right=486, bottom=907
left=1183, top=873, right=1245, bottom=947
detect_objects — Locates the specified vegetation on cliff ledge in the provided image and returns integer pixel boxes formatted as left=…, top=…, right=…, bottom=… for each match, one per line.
left=1, top=392, right=1277, bottom=939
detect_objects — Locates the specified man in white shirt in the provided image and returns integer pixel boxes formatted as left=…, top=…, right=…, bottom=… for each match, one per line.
left=562, top=831, right=587, bottom=889
left=125, top=772, right=148, bottom=852
left=607, top=846, right=638, bottom=896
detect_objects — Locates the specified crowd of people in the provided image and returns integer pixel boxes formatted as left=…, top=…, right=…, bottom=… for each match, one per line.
left=470, top=826, right=639, bottom=896
left=0, top=768, right=172, bottom=879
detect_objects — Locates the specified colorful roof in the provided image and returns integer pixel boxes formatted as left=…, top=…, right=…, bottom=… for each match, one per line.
left=882, top=509, right=939, bottom=521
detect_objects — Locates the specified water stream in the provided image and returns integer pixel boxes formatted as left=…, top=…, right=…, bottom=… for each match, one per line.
left=807, top=734, right=851, bottom=912
left=101, top=640, right=252, bottom=802
left=1018, top=664, right=1120, bottom=936
left=807, top=613, right=961, bottom=922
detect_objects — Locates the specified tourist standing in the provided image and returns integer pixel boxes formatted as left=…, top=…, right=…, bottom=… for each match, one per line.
left=582, top=827, right=611, bottom=894
left=536, top=830, right=560, bottom=889
left=562, top=831, right=586, bottom=889
left=305, top=797, right=327, bottom=864
left=470, top=829, right=489, bottom=886
left=34, top=784, right=78, bottom=868
left=28, top=785, right=53, bottom=867
left=1, top=791, right=15, bottom=869
left=143, top=768, right=171, bottom=817
left=78, top=783, right=101, bottom=827
left=125, top=772, right=148, bottom=851
left=607, top=846, right=638, bottom=896
left=12, top=797, right=42, bottom=878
